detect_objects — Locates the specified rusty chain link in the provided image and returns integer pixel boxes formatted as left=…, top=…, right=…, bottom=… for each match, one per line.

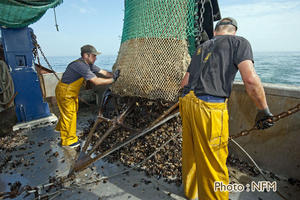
left=230, top=103, right=300, bottom=140
left=195, top=0, right=205, bottom=47
left=31, top=32, right=61, bottom=81
left=272, top=103, right=300, bottom=122
left=31, top=33, right=41, bottom=65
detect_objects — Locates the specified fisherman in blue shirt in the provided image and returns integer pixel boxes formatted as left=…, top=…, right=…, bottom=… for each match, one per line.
left=55, top=45, right=120, bottom=148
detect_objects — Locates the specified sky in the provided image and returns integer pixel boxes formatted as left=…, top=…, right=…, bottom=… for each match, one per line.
left=30, top=0, right=300, bottom=56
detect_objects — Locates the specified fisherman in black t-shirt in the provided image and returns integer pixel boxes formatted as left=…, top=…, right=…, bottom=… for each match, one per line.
left=179, top=17, right=274, bottom=200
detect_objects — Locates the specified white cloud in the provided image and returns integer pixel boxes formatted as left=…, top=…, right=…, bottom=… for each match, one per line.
left=219, top=0, right=300, bottom=51
left=79, top=8, right=87, bottom=13
left=71, top=3, right=95, bottom=15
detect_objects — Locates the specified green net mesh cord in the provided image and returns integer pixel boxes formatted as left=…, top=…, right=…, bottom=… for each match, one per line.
left=112, top=0, right=198, bottom=102
left=0, top=0, right=63, bottom=28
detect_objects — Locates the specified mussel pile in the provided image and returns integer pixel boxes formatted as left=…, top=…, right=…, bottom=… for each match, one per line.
left=79, top=97, right=183, bottom=185
left=0, top=131, right=26, bottom=173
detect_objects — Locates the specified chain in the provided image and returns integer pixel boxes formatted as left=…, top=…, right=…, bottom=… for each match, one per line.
left=31, top=32, right=61, bottom=81
left=31, top=33, right=41, bottom=66
left=272, top=103, right=300, bottom=122
left=230, top=103, right=300, bottom=140
left=195, top=0, right=205, bottom=48
left=228, top=104, right=300, bottom=200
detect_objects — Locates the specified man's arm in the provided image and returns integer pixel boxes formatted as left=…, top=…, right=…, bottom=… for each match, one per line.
left=89, top=69, right=120, bottom=85
left=99, top=69, right=113, bottom=78
left=180, top=72, right=190, bottom=88
left=89, top=76, right=114, bottom=85
left=238, top=60, right=274, bottom=129
left=238, top=60, right=268, bottom=110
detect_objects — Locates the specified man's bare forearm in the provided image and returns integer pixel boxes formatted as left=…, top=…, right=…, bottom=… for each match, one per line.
left=238, top=60, right=268, bottom=110
left=180, top=72, right=190, bottom=88
left=90, top=77, right=114, bottom=85
left=244, top=74, right=268, bottom=110
left=99, top=69, right=113, bottom=78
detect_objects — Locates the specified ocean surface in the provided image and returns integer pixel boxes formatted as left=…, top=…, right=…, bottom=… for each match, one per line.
left=40, top=52, right=300, bottom=86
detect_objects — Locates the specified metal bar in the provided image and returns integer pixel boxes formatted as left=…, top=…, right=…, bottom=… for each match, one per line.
left=81, top=118, right=102, bottom=153
left=150, top=102, right=179, bottom=126
left=72, top=111, right=180, bottom=173
left=87, top=124, right=118, bottom=157
left=119, top=123, right=141, bottom=133
left=78, top=131, right=182, bottom=186
left=97, top=115, right=113, bottom=123
left=86, top=99, right=136, bottom=156
left=71, top=101, right=178, bottom=173
left=113, top=95, right=119, bottom=116
left=116, top=99, right=136, bottom=124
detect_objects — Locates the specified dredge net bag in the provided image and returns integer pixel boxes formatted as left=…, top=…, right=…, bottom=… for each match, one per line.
left=112, top=0, right=198, bottom=102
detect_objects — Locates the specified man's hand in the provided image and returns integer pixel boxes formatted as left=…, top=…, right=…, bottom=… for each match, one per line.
left=255, top=108, right=274, bottom=129
left=113, top=69, right=120, bottom=82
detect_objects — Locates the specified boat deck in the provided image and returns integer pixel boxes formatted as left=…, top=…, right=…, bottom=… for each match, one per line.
left=1, top=106, right=299, bottom=200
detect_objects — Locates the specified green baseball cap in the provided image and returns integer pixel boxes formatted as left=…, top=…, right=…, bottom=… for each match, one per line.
left=215, top=17, right=238, bottom=30
left=81, top=44, right=101, bottom=55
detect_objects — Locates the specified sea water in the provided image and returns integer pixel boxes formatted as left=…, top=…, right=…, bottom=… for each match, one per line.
left=39, top=52, right=300, bottom=86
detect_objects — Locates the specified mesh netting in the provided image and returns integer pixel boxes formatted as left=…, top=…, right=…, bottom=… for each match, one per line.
left=0, top=0, right=63, bottom=28
left=112, top=0, right=198, bottom=102
left=121, top=0, right=195, bottom=43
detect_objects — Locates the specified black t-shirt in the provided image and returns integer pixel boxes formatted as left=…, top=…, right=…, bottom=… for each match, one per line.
left=183, top=35, right=253, bottom=98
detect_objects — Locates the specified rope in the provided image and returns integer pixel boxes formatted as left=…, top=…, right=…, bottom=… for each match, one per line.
left=53, top=8, right=59, bottom=31
left=230, top=139, right=288, bottom=200
left=0, top=60, right=14, bottom=106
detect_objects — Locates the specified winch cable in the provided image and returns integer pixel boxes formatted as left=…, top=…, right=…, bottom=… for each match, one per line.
left=230, top=139, right=288, bottom=200
left=0, top=60, right=15, bottom=106
left=53, top=7, right=59, bottom=32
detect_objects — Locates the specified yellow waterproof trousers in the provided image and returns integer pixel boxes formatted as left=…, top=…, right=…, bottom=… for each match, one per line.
left=55, top=78, right=84, bottom=146
left=179, top=91, right=229, bottom=200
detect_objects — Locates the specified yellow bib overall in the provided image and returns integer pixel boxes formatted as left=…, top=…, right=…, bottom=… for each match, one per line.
left=55, top=77, right=84, bottom=146
left=179, top=91, right=229, bottom=200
